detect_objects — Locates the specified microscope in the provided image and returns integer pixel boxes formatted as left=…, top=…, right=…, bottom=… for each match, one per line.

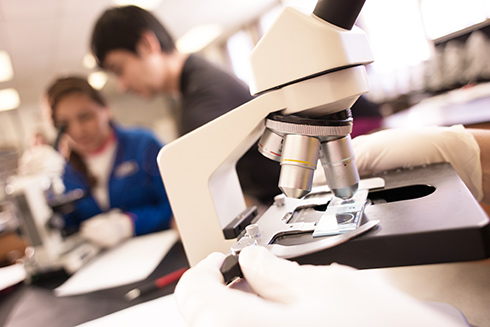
left=6, top=174, right=100, bottom=276
left=158, top=0, right=490, bottom=268
left=159, top=0, right=372, bottom=266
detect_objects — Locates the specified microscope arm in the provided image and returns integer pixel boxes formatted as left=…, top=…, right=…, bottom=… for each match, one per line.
left=158, top=0, right=372, bottom=266
left=158, top=91, right=286, bottom=266
left=158, top=66, right=369, bottom=266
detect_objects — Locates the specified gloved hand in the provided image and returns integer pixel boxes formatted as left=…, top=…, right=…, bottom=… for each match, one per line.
left=352, top=124, right=483, bottom=201
left=175, top=246, right=468, bottom=327
left=80, top=209, right=133, bottom=248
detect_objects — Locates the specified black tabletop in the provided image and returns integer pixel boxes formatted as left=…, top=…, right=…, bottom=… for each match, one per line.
left=0, top=241, right=189, bottom=327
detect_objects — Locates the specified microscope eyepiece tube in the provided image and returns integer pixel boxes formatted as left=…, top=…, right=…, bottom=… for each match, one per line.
left=279, top=134, right=320, bottom=198
left=320, top=135, right=359, bottom=199
left=313, top=0, right=366, bottom=30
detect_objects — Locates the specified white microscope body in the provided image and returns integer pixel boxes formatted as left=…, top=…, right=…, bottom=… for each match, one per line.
left=7, top=175, right=99, bottom=275
left=158, top=1, right=373, bottom=266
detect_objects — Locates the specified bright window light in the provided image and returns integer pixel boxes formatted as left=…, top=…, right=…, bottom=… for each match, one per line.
left=0, top=88, right=20, bottom=111
left=176, top=24, right=223, bottom=54
left=359, top=0, right=432, bottom=98
left=420, top=0, right=488, bottom=40
left=226, top=30, right=255, bottom=85
left=111, top=0, right=163, bottom=10
left=83, top=53, right=97, bottom=69
left=361, top=0, right=430, bottom=73
left=0, top=51, right=14, bottom=82
left=281, top=0, right=316, bottom=11
left=88, top=71, right=108, bottom=90
left=258, top=5, right=283, bottom=35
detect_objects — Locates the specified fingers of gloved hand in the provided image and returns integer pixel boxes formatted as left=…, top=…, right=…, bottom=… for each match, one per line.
left=80, top=223, right=116, bottom=248
left=238, top=247, right=468, bottom=326
left=175, top=252, right=225, bottom=323
left=439, top=125, right=482, bottom=201
left=353, top=127, right=445, bottom=175
left=353, top=125, right=482, bottom=200
left=80, top=211, right=133, bottom=248
left=175, top=252, right=282, bottom=327
left=356, top=284, right=470, bottom=326
left=238, top=246, right=357, bottom=304
left=176, top=250, right=468, bottom=327
left=80, top=214, right=107, bottom=238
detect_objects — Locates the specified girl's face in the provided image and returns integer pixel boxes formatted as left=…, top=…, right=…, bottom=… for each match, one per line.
left=53, top=92, right=112, bottom=154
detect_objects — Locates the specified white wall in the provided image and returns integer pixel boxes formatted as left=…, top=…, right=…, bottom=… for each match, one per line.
left=0, top=80, right=179, bottom=155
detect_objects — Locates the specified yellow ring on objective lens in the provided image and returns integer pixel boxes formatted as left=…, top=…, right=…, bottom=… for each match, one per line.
left=282, top=158, right=311, bottom=165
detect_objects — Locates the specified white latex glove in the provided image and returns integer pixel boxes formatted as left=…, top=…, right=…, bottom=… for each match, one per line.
left=80, top=209, right=133, bottom=248
left=175, top=246, right=469, bottom=327
left=352, top=124, right=483, bottom=201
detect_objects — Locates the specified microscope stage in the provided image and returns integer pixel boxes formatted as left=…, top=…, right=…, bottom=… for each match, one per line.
left=258, top=162, right=490, bottom=268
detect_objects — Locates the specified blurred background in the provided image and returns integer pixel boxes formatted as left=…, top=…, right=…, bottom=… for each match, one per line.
left=0, top=0, right=490, bottom=192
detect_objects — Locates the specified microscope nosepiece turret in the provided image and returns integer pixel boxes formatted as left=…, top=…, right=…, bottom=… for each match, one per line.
left=258, top=111, right=359, bottom=200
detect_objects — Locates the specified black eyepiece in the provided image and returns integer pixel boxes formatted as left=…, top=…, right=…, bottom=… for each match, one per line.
left=313, top=0, right=366, bottom=30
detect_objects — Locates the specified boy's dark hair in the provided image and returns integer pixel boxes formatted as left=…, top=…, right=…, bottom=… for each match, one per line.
left=91, top=5, right=176, bottom=67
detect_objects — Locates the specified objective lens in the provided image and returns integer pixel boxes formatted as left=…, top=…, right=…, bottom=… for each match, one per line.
left=279, top=134, right=320, bottom=198
left=258, top=128, right=282, bottom=162
left=320, top=135, right=359, bottom=199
